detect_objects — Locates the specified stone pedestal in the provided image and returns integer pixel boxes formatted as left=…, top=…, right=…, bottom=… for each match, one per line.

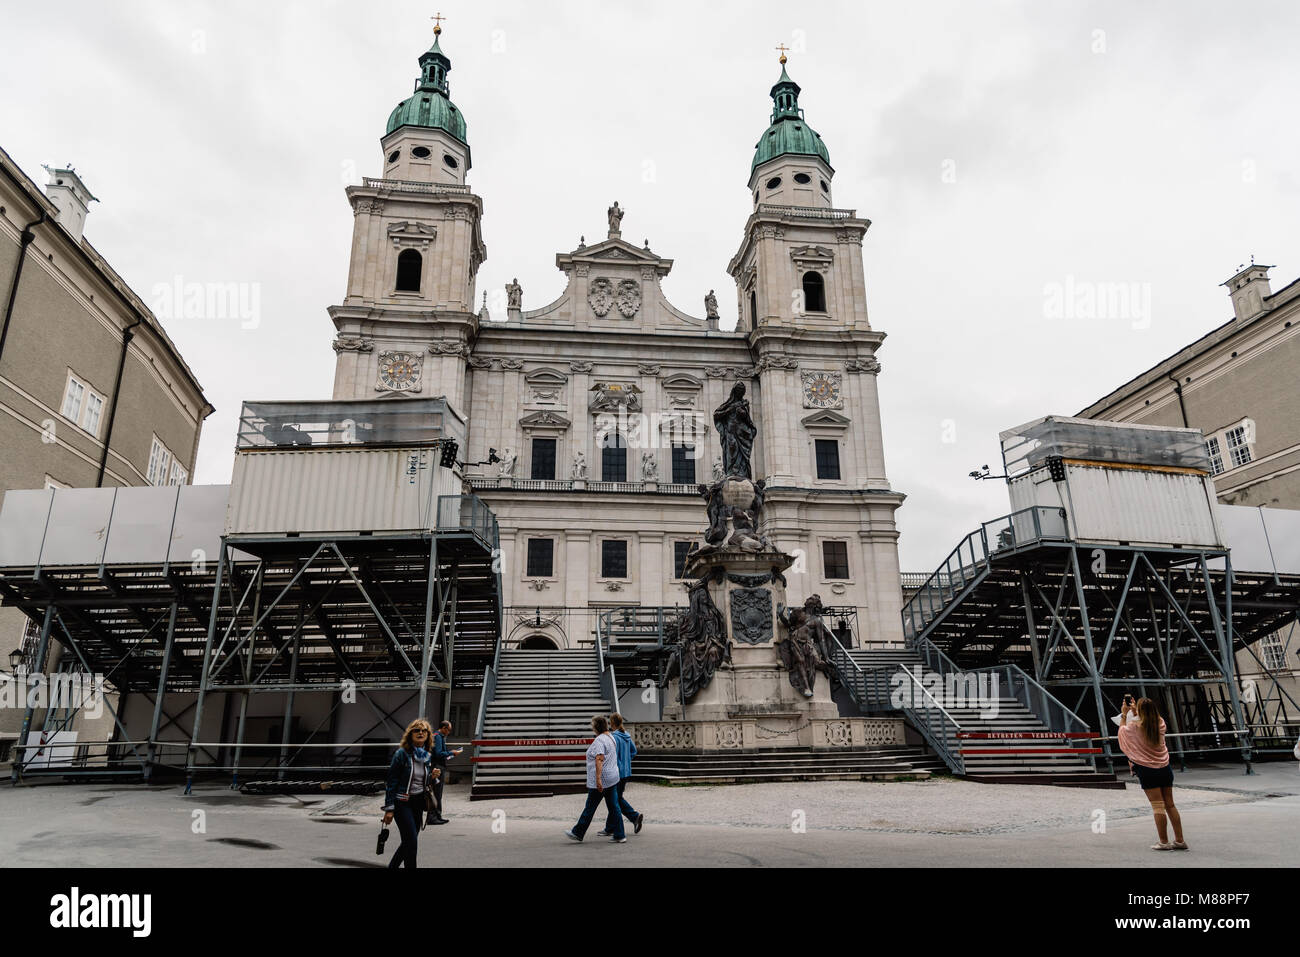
left=663, top=545, right=837, bottom=741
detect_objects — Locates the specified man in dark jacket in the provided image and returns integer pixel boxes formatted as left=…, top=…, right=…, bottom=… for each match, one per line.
left=428, top=719, right=464, bottom=825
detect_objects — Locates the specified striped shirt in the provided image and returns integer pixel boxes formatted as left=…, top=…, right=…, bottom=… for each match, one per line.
left=1118, top=718, right=1169, bottom=769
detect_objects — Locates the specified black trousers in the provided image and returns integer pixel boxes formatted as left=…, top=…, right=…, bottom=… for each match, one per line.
left=388, top=802, right=420, bottom=869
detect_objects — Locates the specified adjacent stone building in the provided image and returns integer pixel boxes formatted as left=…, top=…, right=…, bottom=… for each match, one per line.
left=0, top=147, right=213, bottom=759
left=1079, top=262, right=1300, bottom=737
left=327, top=33, right=907, bottom=683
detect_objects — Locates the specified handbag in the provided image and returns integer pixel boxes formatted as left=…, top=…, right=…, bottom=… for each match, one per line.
left=376, top=820, right=391, bottom=855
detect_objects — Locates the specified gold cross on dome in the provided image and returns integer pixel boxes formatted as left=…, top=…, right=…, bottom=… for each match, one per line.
left=431, top=12, right=446, bottom=34
left=775, top=43, right=790, bottom=64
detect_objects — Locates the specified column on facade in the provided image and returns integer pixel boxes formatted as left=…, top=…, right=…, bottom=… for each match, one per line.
left=638, top=531, right=665, bottom=607
left=565, top=531, right=591, bottom=611
left=856, top=368, right=890, bottom=490
left=859, top=522, right=903, bottom=645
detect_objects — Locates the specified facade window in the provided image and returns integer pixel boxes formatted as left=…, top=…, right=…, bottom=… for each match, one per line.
left=1225, top=425, right=1252, bottom=468
left=1205, top=437, right=1225, bottom=476
left=396, top=249, right=422, bottom=292
left=749, top=290, right=757, bottom=327
left=673, top=540, right=692, bottom=579
left=601, top=539, right=628, bottom=578
left=526, top=538, right=554, bottom=578
left=531, top=438, right=557, bottom=480
left=671, top=444, right=696, bottom=484
left=169, top=461, right=189, bottom=486
left=815, top=439, right=841, bottom=480
left=601, top=433, right=627, bottom=482
left=147, top=436, right=174, bottom=486
left=61, top=373, right=105, bottom=437
left=823, top=540, right=850, bottom=580
left=1260, top=632, right=1287, bottom=671
left=802, top=271, right=827, bottom=313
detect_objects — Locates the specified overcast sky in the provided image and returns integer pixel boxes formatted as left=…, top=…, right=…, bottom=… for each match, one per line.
left=3, top=0, right=1298, bottom=572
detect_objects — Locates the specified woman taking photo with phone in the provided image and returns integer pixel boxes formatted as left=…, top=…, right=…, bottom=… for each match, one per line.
left=1117, top=696, right=1187, bottom=851
left=382, top=718, right=440, bottom=868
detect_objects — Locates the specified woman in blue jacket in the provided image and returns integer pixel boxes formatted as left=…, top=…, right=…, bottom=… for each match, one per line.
left=382, top=718, right=440, bottom=869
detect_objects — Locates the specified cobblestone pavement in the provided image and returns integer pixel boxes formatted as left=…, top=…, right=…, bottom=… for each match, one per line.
left=0, top=764, right=1295, bottom=867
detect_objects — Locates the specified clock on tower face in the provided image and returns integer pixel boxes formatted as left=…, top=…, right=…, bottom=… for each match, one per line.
left=377, top=351, right=422, bottom=393
left=801, top=370, right=843, bottom=409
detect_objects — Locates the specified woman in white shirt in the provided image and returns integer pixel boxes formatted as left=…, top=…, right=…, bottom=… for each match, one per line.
left=564, top=715, right=627, bottom=843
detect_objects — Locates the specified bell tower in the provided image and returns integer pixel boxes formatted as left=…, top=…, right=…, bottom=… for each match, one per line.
left=329, top=19, right=486, bottom=407
left=727, top=50, right=905, bottom=647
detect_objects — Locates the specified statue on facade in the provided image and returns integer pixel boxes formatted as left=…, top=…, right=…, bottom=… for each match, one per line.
left=506, top=278, right=523, bottom=310
left=640, top=451, right=658, bottom=482
left=665, top=577, right=730, bottom=701
left=498, top=448, right=516, bottom=477
left=571, top=451, right=587, bottom=480
left=704, top=289, right=719, bottom=321
left=713, top=382, right=757, bottom=480
left=607, top=201, right=624, bottom=238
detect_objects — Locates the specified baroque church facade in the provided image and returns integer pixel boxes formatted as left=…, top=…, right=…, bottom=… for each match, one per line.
left=329, top=31, right=906, bottom=651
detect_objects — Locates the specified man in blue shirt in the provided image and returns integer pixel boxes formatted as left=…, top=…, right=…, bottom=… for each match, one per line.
left=602, top=713, right=644, bottom=835
left=428, top=719, right=463, bottom=825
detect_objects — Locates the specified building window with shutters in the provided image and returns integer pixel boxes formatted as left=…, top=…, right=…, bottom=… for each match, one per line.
left=1205, top=436, right=1225, bottom=476
left=61, top=372, right=106, bottom=438
left=671, top=444, right=696, bottom=484
left=1225, top=424, right=1253, bottom=468
left=822, top=540, right=850, bottom=580
left=815, top=439, right=841, bottom=480
left=531, top=437, right=557, bottom=480
left=601, top=539, right=628, bottom=579
left=526, top=538, right=554, bottom=578
left=672, top=540, right=692, bottom=579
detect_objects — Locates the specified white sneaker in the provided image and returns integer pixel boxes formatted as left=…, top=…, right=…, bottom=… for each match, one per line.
left=564, top=829, right=581, bottom=842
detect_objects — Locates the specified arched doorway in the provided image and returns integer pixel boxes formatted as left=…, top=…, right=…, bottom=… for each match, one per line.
left=518, top=634, right=559, bottom=650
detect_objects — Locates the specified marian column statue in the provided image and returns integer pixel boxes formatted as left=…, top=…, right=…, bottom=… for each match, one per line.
left=713, top=382, right=757, bottom=480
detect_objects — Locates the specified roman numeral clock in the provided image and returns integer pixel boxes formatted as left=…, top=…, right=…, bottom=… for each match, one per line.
left=377, top=350, right=423, bottom=393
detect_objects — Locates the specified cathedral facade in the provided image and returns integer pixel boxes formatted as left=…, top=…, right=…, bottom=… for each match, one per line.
left=329, top=32, right=906, bottom=651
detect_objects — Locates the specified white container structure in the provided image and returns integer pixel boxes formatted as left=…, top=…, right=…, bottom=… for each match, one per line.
left=224, top=397, right=466, bottom=537
left=1000, top=415, right=1223, bottom=549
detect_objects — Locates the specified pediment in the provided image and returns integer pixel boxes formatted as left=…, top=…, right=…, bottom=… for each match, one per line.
left=556, top=237, right=673, bottom=278
left=524, top=366, right=569, bottom=386
left=801, top=410, right=852, bottom=429
left=519, top=410, right=572, bottom=431
left=662, top=373, right=704, bottom=391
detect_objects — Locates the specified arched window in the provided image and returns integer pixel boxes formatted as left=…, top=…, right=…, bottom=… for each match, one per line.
left=749, top=290, right=757, bottom=328
left=802, top=271, right=826, bottom=313
left=601, top=432, right=627, bottom=482
left=396, top=249, right=422, bottom=292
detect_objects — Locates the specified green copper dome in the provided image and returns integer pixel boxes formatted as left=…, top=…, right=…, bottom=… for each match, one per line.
left=751, top=64, right=830, bottom=174
left=385, top=35, right=470, bottom=153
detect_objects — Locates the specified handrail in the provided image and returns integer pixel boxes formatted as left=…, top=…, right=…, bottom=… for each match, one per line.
left=894, top=664, right=965, bottom=774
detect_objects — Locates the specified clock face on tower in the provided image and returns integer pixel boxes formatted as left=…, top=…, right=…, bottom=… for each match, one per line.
left=801, top=371, right=843, bottom=409
left=377, top=351, right=423, bottom=393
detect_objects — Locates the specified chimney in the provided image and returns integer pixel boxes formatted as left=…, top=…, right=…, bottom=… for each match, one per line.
left=42, top=165, right=97, bottom=244
left=1221, top=261, right=1273, bottom=322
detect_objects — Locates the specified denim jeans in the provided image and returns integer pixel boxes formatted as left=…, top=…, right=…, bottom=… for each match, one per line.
left=388, top=801, right=420, bottom=869
left=572, top=786, right=625, bottom=840
left=616, top=778, right=638, bottom=821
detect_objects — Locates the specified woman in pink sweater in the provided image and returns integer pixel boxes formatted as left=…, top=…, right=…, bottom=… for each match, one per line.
left=1117, top=696, right=1187, bottom=851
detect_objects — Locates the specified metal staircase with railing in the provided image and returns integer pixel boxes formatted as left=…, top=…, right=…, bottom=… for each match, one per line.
left=470, top=646, right=618, bottom=799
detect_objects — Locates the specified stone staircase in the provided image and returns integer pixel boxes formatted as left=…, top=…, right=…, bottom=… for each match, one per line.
left=470, top=648, right=614, bottom=799
left=631, top=746, right=946, bottom=784
left=842, top=647, right=1118, bottom=787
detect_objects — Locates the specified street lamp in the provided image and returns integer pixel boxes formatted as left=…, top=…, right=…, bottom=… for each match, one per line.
left=6, top=648, right=20, bottom=674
